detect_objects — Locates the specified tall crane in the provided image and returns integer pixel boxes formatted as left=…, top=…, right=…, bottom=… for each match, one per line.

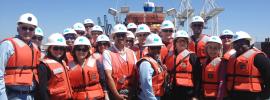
left=200, top=0, right=224, bottom=36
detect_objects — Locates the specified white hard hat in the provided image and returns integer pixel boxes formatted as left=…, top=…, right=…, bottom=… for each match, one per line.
left=127, top=31, right=135, bottom=39
left=144, top=33, right=164, bottom=47
left=74, top=36, right=91, bottom=46
left=174, top=30, right=189, bottom=39
left=17, top=13, right=38, bottom=27
left=232, top=31, right=252, bottom=42
left=135, top=24, right=151, bottom=34
left=63, top=28, right=77, bottom=35
left=84, top=19, right=94, bottom=24
left=73, top=22, right=86, bottom=31
left=220, top=29, right=234, bottom=37
left=127, top=23, right=137, bottom=29
left=207, top=36, right=222, bottom=45
left=191, top=16, right=204, bottom=23
left=45, top=33, right=67, bottom=46
left=161, top=20, right=175, bottom=30
left=112, top=24, right=128, bottom=34
left=96, top=34, right=110, bottom=43
left=91, top=25, right=103, bottom=32
left=35, top=27, right=43, bottom=36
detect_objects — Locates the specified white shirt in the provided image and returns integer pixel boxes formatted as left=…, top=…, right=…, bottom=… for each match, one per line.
left=103, top=45, right=137, bottom=70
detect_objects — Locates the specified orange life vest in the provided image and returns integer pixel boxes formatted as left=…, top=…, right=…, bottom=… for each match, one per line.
left=202, top=57, right=222, bottom=97
left=188, top=34, right=209, bottom=63
left=227, top=48, right=262, bottom=92
left=223, top=49, right=236, bottom=60
left=66, top=51, right=73, bottom=64
left=4, top=38, right=40, bottom=85
left=42, top=58, right=73, bottom=100
left=174, top=50, right=194, bottom=87
left=137, top=56, right=166, bottom=96
left=68, top=56, right=104, bottom=100
left=109, top=47, right=136, bottom=90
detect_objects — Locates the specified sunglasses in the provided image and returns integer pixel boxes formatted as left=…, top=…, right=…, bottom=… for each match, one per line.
left=64, top=35, right=76, bottom=40
left=98, top=42, right=109, bottom=46
left=52, top=46, right=66, bottom=51
left=149, top=46, right=161, bottom=50
left=126, top=39, right=134, bottom=43
left=115, top=33, right=127, bottom=38
left=128, top=29, right=136, bottom=32
left=21, top=26, right=35, bottom=32
left=75, top=47, right=89, bottom=52
left=192, top=24, right=203, bottom=27
left=32, top=36, right=43, bottom=41
left=220, top=35, right=233, bottom=39
left=84, top=24, right=94, bottom=28
left=137, top=33, right=149, bottom=37
left=77, top=31, right=85, bottom=36
left=162, top=30, right=173, bottom=33
left=92, top=31, right=103, bottom=35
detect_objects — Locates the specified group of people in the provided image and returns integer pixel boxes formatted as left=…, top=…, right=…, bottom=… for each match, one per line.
left=0, top=13, right=270, bottom=100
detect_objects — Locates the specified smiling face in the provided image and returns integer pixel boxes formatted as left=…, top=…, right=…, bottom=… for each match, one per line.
left=114, top=32, right=127, bottom=48
left=74, top=45, right=89, bottom=61
left=49, top=46, right=66, bottom=59
left=175, top=37, right=188, bottom=53
left=17, top=23, right=36, bottom=43
left=206, top=42, right=222, bottom=59
left=160, top=28, right=173, bottom=43
left=191, top=22, right=204, bottom=35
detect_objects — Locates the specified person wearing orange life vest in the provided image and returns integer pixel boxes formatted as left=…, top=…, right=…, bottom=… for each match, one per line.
left=164, top=30, right=201, bottom=100
left=0, top=13, right=40, bottom=100
left=63, top=28, right=78, bottom=63
left=201, top=36, right=227, bottom=100
left=133, top=24, right=151, bottom=60
left=103, top=24, right=137, bottom=100
left=38, top=33, right=72, bottom=100
left=73, top=22, right=86, bottom=36
left=125, top=31, right=136, bottom=50
left=127, top=23, right=137, bottom=34
left=136, top=34, right=167, bottom=100
left=68, top=36, right=109, bottom=100
left=219, top=30, right=236, bottom=61
left=189, top=16, right=210, bottom=64
left=227, top=31, right=270, bottom=100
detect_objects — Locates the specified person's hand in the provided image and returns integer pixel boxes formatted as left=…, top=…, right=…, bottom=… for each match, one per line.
left=192, top=97, right=198, bottom=100
left=116, top=94, right=128, bottom=100
left=104, top=91, right=110, bottom=100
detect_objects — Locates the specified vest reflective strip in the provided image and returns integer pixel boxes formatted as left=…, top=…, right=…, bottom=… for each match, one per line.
left=69, top=62, right=77, bottom=70
left=228, top=49, right=236, bottom=55
left=201, top=36, right=209, bottom=43
left=44, top=59, right=58, bottom=64
left=12, top=38, right=26, bottom=48
left=210, top=57, right=222, bottom=67
left=180, top=49, right=190, bottom=57
left=242, top=49, right=256, bottom=59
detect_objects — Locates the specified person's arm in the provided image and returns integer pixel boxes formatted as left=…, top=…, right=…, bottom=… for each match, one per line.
left=190, top=53, right=202, bottom=98
left=96, top=60, right=109, bottom=100
left=37, top=62, right=51, bottom=100
left=103, top=50, right=126, bottom=100
left=139, top=61, right=157, bottom=100
left=0, top=41, right=14, bottom=100
left=216, top=59, right=227, bottom=100
left=254, top=53, right=270, bottom=100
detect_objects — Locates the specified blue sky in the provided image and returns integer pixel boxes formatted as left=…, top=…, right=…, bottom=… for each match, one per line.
left=0, top=0, right=269, bottom=42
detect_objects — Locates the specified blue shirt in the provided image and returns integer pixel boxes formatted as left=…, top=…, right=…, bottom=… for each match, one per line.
left=138, top=61, right=160, bottom=100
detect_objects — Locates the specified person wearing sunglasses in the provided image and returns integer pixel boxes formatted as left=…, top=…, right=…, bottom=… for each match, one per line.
left=73, top=22, right=86, bottom=36
left=67, top=36, right=108, bottom=100
left=63, top=28, right=78, bottom=63
left=189, top=16, right=210, bottom=64
left=127, top=23, right=137, bottom=34
left=133, top=24, right=151, bottom=60
left=136, top=34, right=167, bottom=100
left=103, top=24, right=137, bottom=100
left=0, top=13, right=41, bottom=99
left=227, top=31, right=270, bottom=100
left=91, top=25, right=104, bottom=48
left=201, top=36, right=228, bottom=100
left=219, top=30, right=236, bottom=61
left=32, top=27, right=44, bottom=50
left=160, top=20, right=175, bottom=49
left=125, top=31, right=135, bottom=50
left=164, top=30, right=201, bottom=100
left=37, top=33, right=73, bottom=100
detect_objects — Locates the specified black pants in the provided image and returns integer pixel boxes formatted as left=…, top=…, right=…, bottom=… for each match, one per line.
left=228, top=91, right=261, bottom=100
left=170, top=86, right=195, bottom=100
